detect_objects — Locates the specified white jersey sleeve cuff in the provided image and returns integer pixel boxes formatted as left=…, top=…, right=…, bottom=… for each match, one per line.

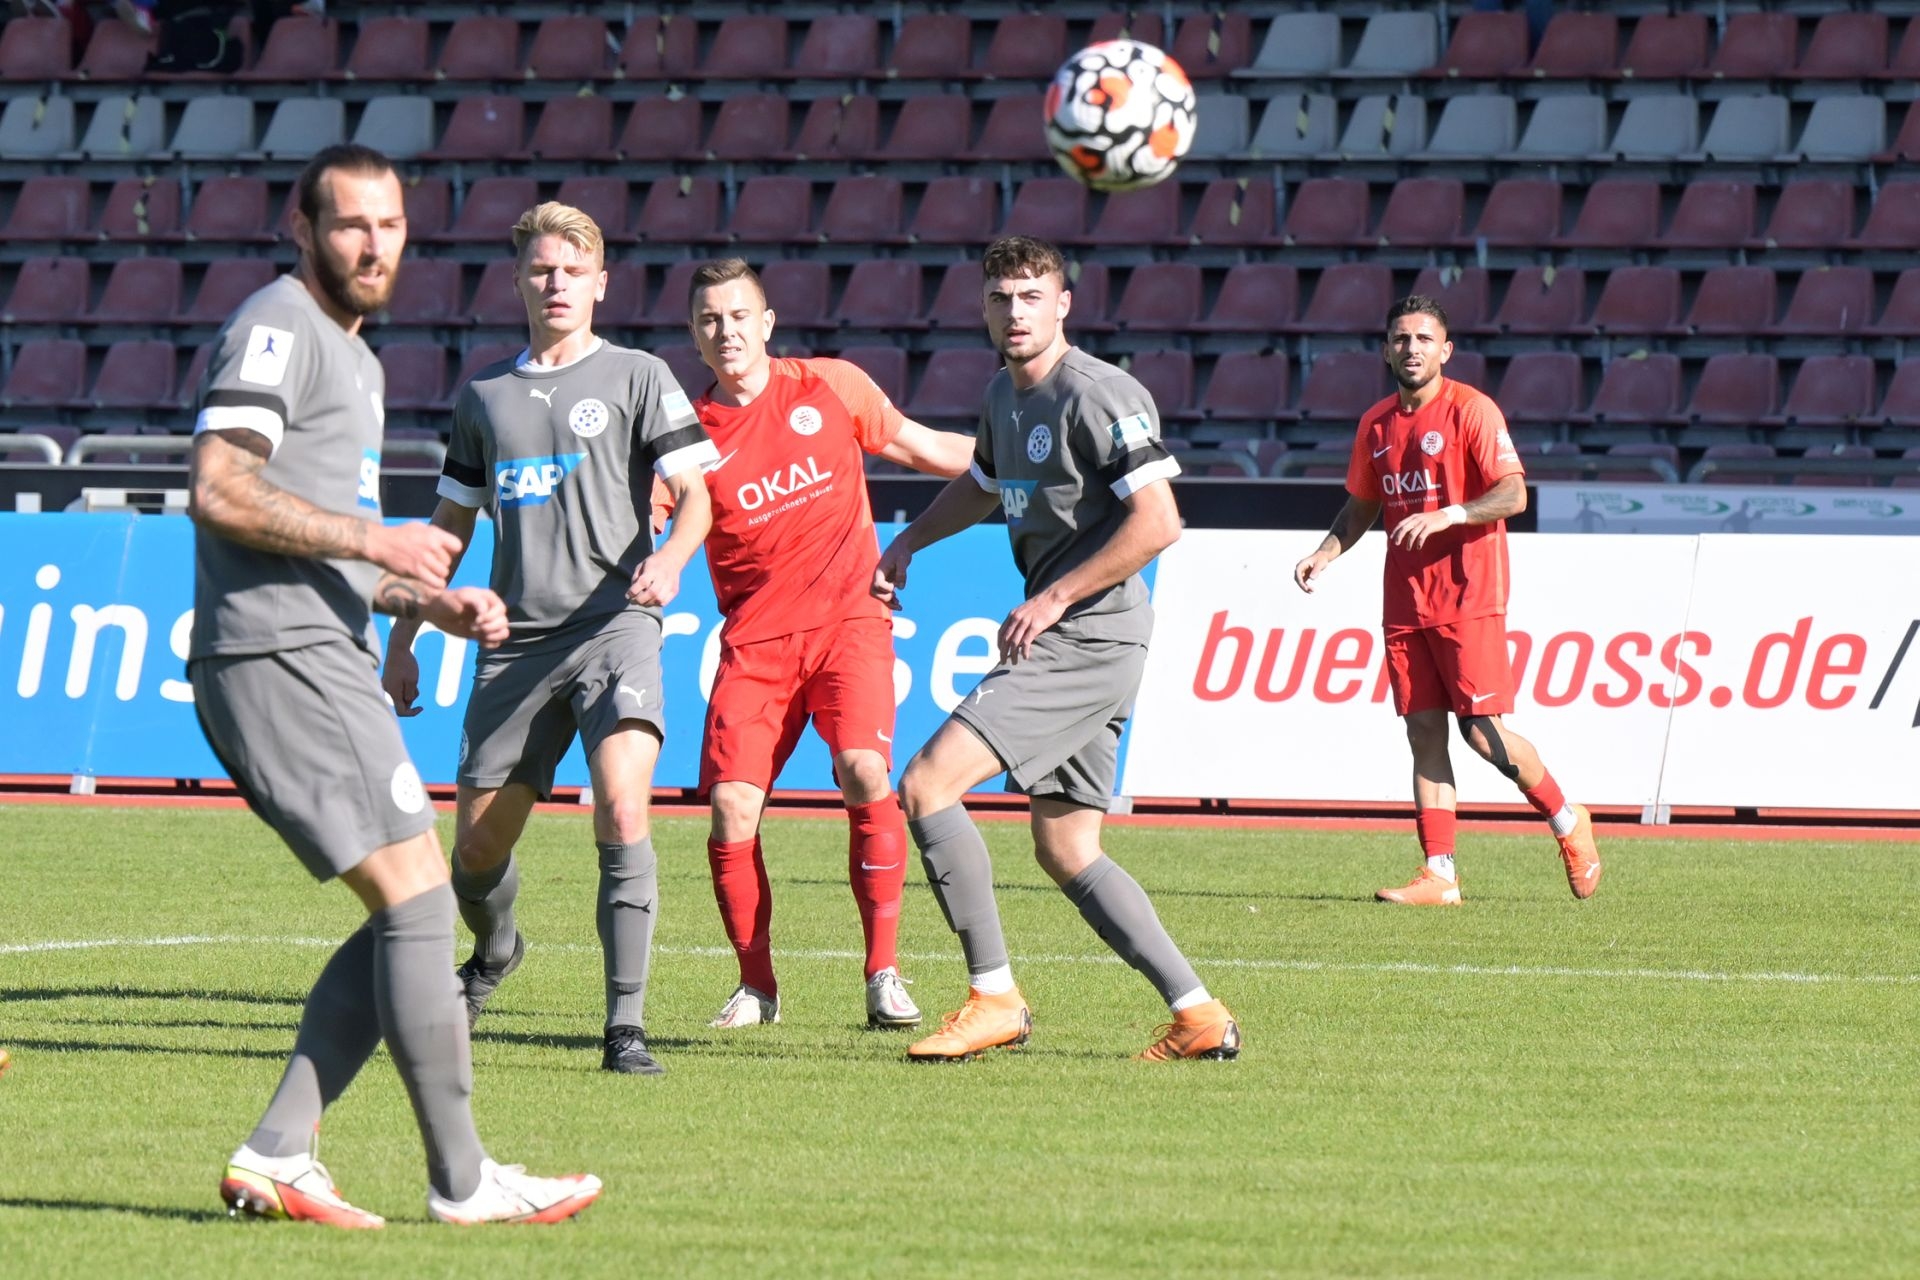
left=655, top=438, right=721, bottom=479
left=968, top=459, right=1000, bottom=492
left=436, top=475, right=490, bottom=507
left=193, top=404, right=285, bottom=454
left=1110, top=455, right=1182, bottom=500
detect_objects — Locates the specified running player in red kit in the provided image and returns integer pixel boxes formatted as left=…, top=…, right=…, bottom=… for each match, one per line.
left=1293, top=296, right=1603, bottom=905
left=683, top=258, right=973, bottom=1027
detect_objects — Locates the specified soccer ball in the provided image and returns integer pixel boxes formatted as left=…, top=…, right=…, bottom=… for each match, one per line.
left=1043, top=40, right=1198, bottom=193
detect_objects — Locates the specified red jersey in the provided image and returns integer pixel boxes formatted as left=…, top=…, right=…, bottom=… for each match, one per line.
left=1346, top=377, right=1525, bottom=629
left=693, top=357, right=904, bottom=644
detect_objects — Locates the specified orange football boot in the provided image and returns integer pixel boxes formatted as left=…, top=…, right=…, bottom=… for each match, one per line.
left=1138, top=1000, right=1241, bottom=1062
left=1376, top=868, right=1463, bottom=906
left=1557, top=803, right=1603, bottom=899
left=906, top=987, right=1030, bottom=1062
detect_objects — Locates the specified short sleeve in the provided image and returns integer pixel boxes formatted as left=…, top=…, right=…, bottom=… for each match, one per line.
left=633, top=357, right=720, bottom=479
left=969, top=397, right=998, bottom=492
left=809, top=357, right=905, bottom=453
left=194, top=307, right=312, bottom=456
left=1461, top=393, right=1524, bottom=487
left=437, top=384, right=491, bottom=508
left=1075, top=372, right=1180, bottom=500
left=1345, top=427, right=1383, bottom=502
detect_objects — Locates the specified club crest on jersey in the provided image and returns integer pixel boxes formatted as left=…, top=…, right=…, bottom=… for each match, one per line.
left=789, top=405, right=823, bottom=437
left=239, top=324, right=294, bottom=387
left=1026, top=424, right=1053, bottom=463
left=569, top=398, right=611, bottom=438
left=496, top=453, right=585, bottom=507
left=1420, top=430, right=1445, bottom=457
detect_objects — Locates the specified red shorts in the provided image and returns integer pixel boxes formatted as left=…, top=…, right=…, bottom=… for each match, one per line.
left=699, top=614, right=897, bottom=797
left=1384, top=615, right=1516, bottom=718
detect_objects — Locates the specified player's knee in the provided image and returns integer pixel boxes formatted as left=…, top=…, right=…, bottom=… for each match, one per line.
left=897, top=755, right=947, bottom=821
left=1458, top=715, right=1519, bottom=780
left=709, top=785, right=761, bottom=841
left=595, top=788, right=652, bottom=845
left=835, top=751, right=892, bottom=804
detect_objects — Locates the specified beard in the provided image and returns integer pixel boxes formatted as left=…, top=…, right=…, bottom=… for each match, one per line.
left=310, top=247, right=397, bottom=317
left=1392, top=362, right=1440, bottom=392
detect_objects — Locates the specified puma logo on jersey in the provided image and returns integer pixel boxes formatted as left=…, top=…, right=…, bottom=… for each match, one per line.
left=736, top=457, right=832, bottom=511
left=619, top=684, right=646, bottom=703
left=495, top=453, right=585, bottom=507
left=528, top=387, right=556, bottom=406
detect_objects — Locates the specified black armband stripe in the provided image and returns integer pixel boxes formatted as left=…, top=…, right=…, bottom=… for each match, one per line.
left=203, top=388, right=288, bottom=417
left=635, top=423, right=712, bottom=470
left=441, top=455, right=486, bottom=487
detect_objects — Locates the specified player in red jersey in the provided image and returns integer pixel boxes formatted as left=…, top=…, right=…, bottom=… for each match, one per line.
left=683, top=258, right=974, bottom=1027
left=1292, top=296, right=1602, bottom=905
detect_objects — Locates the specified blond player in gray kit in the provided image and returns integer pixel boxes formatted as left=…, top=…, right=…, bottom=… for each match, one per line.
left=189, top=146, right=600, bottom=1228
left=873, top=235, right=1241, bottom=1063
left=383, top=202, right=716, bottom=1076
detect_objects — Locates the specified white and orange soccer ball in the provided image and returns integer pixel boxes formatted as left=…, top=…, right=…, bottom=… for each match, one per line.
left=1043, top=40, right=1198, bottom=193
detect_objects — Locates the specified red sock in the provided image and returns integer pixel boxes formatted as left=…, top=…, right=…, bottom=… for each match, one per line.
left=1522, top=771, right=1568, bottom=822
left=848, top=797, right=908, bottom=979
left=1415, top=808, right=1456, bottom=858
left=707, top=835, right=777, bottom=996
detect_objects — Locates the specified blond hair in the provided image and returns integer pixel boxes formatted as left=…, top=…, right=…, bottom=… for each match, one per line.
left=510, top=201, right=605, bottom=268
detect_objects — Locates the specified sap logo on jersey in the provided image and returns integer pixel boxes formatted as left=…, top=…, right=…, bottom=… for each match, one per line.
left=495, top=453, right=586, bottom=507
left=737, top=457, right=832, bottom=510
left=1001, top=479, right=1038, bottom=522
left=1380, top=469, right=1439, bottom=496
left=357, top=448, right=381, bottom=510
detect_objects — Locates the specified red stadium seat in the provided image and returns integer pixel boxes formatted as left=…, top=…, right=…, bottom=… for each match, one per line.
left=236, top=15, right=334, bottom=80
left=1878, top=363, right=1920, bottom=428
left=794, top=15, right=881, bottom=78
left=99, top=177, right=181, bottom=241
left=91, top=340, right=177, bottom=408
left=1701, top=13, right=1798, bottom=79
left=1189, top=178, right=1277, bottom=246
left=1659, top=181, right=1757, bottom=250
left=1586, top=267, right=1683, bottom=337
left=2, top=256, right=87, bottom=322
left=642, top=262, right=699, bottom=329
left=1766, top=267, right=1874, bottom=337
left=923, top=263, right=982, bottom=330
left=655, top=346, right=713, bottom=401
left=1577, top=353, right=1684, bottom=426
left=1280, top=178, right=1370, bottom=248
left=1617, top=14, right=1708, bottom=78
left=635, top=177, right=722, bottom=244
left=706, top=93, right=791, bottom=161
left=1410, top=267, right=1492, bottom=335
left=1112, top=263, right=1202, bottom=332
left=758, top=261, right=831, bottom=330
left=1169, top=12, right=1254, bottom=78
left=1494, top=352, right=1583, bottom=425
left=1001, top=178, right=1087, bottom=241
left=1595, top=442, right=1682, bottom=482
left=400, top=177, right=450, bottom=241
left=907, top=177, right=997, bottom=245
left=1524, top=14, right=1617, bottom=77
left=443, top=343, right=525, bottom=406
left=184, top=176, right=273, bottom=243
left=1082, top=183, right=1182, bottom=247
left=1881, top=101, right=1920, bottom=163
left=1555, top=179, right=1659, bottom=250
left=1126, top=351, right=1194, bottom=415
left=342, top=16, right=428, bottom=80
left=1491, top=268, right=1586, bottom=335
left=435, top=16, right=519, bottom=81
left=618, top=17, right=698, bottom=79
left=1792, top=13, right=1885, bottom=78
left=1759, top=181, right=1854, bottom=250
left=965, top=94, right=1050, bottom=162
left=1064, top=263, right=1113, bottom=333
left=525, top=97, right=614, bottom=162
left=704, top=16, right=788, bottom=78
left=1296, top=351, right=1388, bottom=424
left=1693, top=443, right=1778, bottom=484
left=0, top=16, right=72, bottom=80
left=1790, top=443, right=1879, bottom=489
left=594, top=262, right=647, bottom=329
left=889, top=15, right=973, bottom=79
left=178, top=259, right=278, bottom=324
left=1445, top=352, right=1488, bottom=390
left=466, top=260, right=522, bottom=327
left=1089, top=13, right=1165, bottom=48
left=1766, top=356, right=1877, bottom=428
left=0, top=176, right=90, bottom=241
left=818, top=175, right=903, bottom=244
left=983, top=14, right=1067, bottom=80
left=616, top=97, right=704, bottom=162
left=1866, top=268, right=1920, bottom=337
left=1291, top=263, right=1394, bottom=335
left=1375, top=178, right=1464, bottom=248
left=1685, top=266, right=1778, bottom=335
left=1687, top=354, right=1779, bottom=426
left=425, top=96, right=525, bottom=161
left=836, top=346, right=909, bottom=407
left=88, top=257, right=183, bottom=324
left=879, top=96, right=972, bottom=161
left=527, top=16, right=612, bottom=80
left=1197, top=352, right=1291, bottom=421
left=724, top=176, right=813, bottom=244
left=788, top=94, right=879, bottom=161
left=833, top=260, right=923, bottom=329
left=1845, top=181, right=1920, bottom=248
left=75, top=19, right=154, bottom=81
left=172, top=343, right=213, bottom=409
left=1430, top=11, right=1529, bottom=78
left=553, top=177, right=632, bottom=244
left=434, top=177, right=537, bottom=246
left=908, top=349, right=1001, bottom=423
left=379, top=258, right=462, bottom=327
left=1195, top=264, right=1299, bottom=333
left=1468, top=179, right=1562, bottom=247
left=377, top=343, right=447, bottom=412
left=1, top=338, right=86, bottom=408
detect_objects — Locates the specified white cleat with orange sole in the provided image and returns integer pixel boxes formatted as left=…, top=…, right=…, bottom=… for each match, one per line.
left=427, top=1158, right=603, bottom=1225
left=220, top=1144, right=385, bottom=1230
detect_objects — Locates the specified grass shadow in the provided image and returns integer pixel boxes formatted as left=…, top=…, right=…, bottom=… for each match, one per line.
left=0, top=1035, right=284, bottom=1062
left=0, top=1196, right=214, bottom=1223
left=0, top=985, right=305, bottom=1009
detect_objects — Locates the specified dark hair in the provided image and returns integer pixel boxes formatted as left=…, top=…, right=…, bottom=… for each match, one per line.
left=688, top=257, right=768, bottom=312
left=1385, top=294, right=1449, bottom=338
left=981, top=235, right=1067, bottom=287
left=295, top=144, right=397, bottom=225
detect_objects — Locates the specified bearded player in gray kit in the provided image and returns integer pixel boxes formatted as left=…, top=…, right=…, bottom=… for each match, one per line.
left=383, top=202, right=716, bottom=1076
left=190, top=146, right=600, bottom=1228
left=872, top=235, right=1240, bottom=1063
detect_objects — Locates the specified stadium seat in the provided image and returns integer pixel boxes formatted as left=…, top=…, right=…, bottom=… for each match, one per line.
left=1586, top=267, right=1683, bottom=337
left=1188, top=92, right=1251, bottom=159
left=90, top=340, right=176, bottom=409
left=1791, top=443, right=1880, bottom=489
left=87, top=257, right=183, bottom=324
left=1577, top=353, right=1684, bottom=426
left=704, top=15, right=788, bottom=79
left=0, top=16, right=72, bottom=80
left=1878, top=363, right=1920, bottom=428
left=642, top=262, right=699, bottom=329
left=1170, top=12, right=1254, bottom=78
left=1445, top=352, right=1488, bottom=390
left=444, top=342, right=525, bottom=404
left=1495, top=353, right=1583, bottom=425
left=617, top=17, right=699, bottom=79
left=525, top=97, right=614, bottom=163
left=982, top=13, right=1067, bottom=80
left=351, top=97, right=435, bottom=160
left=1112, top=264, right=1202, bottom=333
left=1088, top=12, right=1165, bottom=47
left=616, top=96, right=704, bottom=162
left=1687, top=354, right=1780, bottom=426
left=1759, top=181, right=1855, bottom=250
left=253, top=98, right=345, bottom=161
left=1507, top=96, right=1606, bottom=162
left=1290, top=264, right=1394, bottom=335
left=818, top=175, right=903, bottom=244
left=2, top=256, right=87, bottom=322
left=1428, top=10, right=1529, bottom=78
left=1296, top=351, right=1388, bottom=424
left=723, top=176, right=813, bottom=244
left=1699, top=13, right=1799, bottom=79
left=888, top=14, right=971, bottom=79
left=1846, top=181, right=1920, bottom=249
left=758, top=261, right=831, bottom=330
left=1596, top=442, right=1683, bottom=483
left=1375, top=177, right=1464, bottom=248
left=0, top=93, right=75, bottom=157
left=1410, top=266, right=1492, bottom=335
left=1280, top=177, right=1370, bottom=248
left=466, top=259, right=521, bottom=327
left=1600, top=95, right=1697, bottom=160
left=1189, top=178, right=1277, bottom=246
left=435, top=15, right=519, bottom=80
left=596, top=262, right=647, bottom=329
left=72, top=94, right=166, bottom=160
left=1243, top=13, right=1340, bottom=77
left=171, top=342, right=213, bottom=409
left=965, top=94, right=1050, bottom=162
left=1687, top=443, right=1779, bottom=485
left=1492, top=268, right=1586, bottom=335
left=341, top=16, right=428, bottom=80
left=377, top=343, right=447, bottom=412
left=1334, top=93, right=1427, bottom=160
left=790, top=14, right=880, bottom=78
left=1880, top=101, right=1920, bottom=163
left=635, top=177, right=721, bottom=243
left=1691, top=96, right=1790, bottom=161
left=1616, top=13, right=1708, bottom=78
left=878, top=95, right=971, bottom=161
left=1082, top=182, right=1182, bottom=247
left=1790, top=97, right=1885, bottom=162
left=706, top=94, right=791, bottom=161
left=380, top=258, right=462, bottom=327
left=178, top=259, right=279, bottom=324
left=908, top=348, right=1001, bottom=423
left=1660, top=181, right=1758, bottom=250
left=1468, top=179, right=1563, bottom=247
left=73, top=18, right=152, bottom=81
left=1867, top=269, right=1920, bottom=337
left=1195, top=264, right=1299, bottom=333
left=399, top=177, right=450, bottom=241
left=1249, top=93, right=1338, bottom=159
left=527, top=15, right=613, bottom=80
left=183, top=175, right=273, bottom=243
left=920, top=264, right=980, bottom=331
left=1125, top=351, right=1194, bottom=416
left=425, top=96, right=524, bottom=161
left=1686, top=266, right=1778, bottom=335
left=236, top=15, right=334, bottom=80
left=787, top=94, right=879, bottom=161
left=1340, top=13, right=1438, bottom=77
left=835, top=345, right=908, bottom=407
left=1767, top=267, right=1874, bottom=337
left=553, top=177, right=632, bottom=243
left=98, top=176, right=180, bottom=241
left=434, top=177, right=537, bottom=246
left=1417, top=95, right=1517, bottom=157
left=833, top=260, right=922, bottom=329
left=907, top=177, right=996, bottom=245
left=1523, top=13, right=1617, bottom=77
left=1001, top=178, right=1086, bottom=241
left=1555, top=179, right=1660, bottom=250
left=0, top=175, right=89, bottom=241
left=1197, top=352, right=1291, bottom=422
left=1766, top=356, right=1877, bottom=428
left=1, top=338, right=86, bottom=408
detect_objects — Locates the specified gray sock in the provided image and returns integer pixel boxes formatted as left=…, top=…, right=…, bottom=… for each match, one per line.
left=450, top=852, right=519, bottom=967
left=597, top=839, right=657, bottom=1029
left=372, top=883, right=485, bottom=1202
left=908, top=803, right=1009, bottom=977
left=1063, top=856, right=1204, bottom=1006
left=247, top=926, right=381, bottom=1159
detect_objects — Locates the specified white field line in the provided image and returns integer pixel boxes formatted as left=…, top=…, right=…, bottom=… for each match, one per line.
left=1, top=933, right=1915, bottom=987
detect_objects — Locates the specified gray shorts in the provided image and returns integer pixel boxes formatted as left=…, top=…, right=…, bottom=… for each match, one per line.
left=191, top=639, right=436, bottom=882
left=459, top=610, right=665, bottom=799
left=950, top=628, right=1147, bottom=809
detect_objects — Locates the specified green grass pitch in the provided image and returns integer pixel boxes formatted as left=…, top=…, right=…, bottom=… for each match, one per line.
left=0, top=803, right=1915, bottom=1278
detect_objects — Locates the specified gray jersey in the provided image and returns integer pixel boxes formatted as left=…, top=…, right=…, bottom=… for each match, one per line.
left=190, top=274, right=387, bottom=659
left=438, top=340, right=717, bottom=640
left=971, top=347, right=1182, bottom=642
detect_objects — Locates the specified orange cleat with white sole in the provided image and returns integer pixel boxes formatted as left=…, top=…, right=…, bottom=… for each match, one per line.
left=220, top=1145, right=385, bottom=1229
left=1557, top=803, right=1603, bottom=900
left=1138, top=1000, right=1242, bottom=1062
left=1376, top=868, right=1463, bottom=906
left=906, top=987, right=1030, bottom=1062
